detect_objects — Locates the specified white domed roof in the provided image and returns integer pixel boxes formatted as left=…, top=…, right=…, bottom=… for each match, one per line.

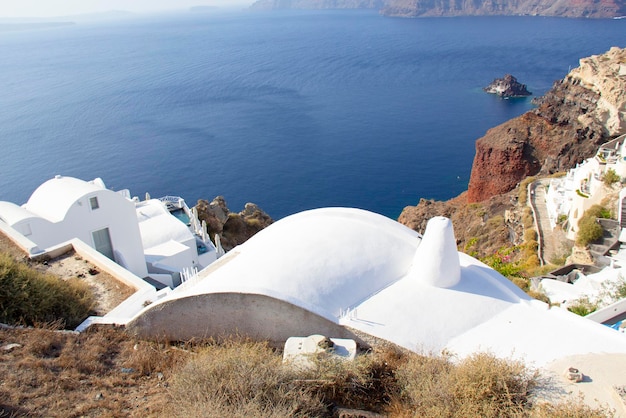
left=24, top=176, right=106, bottom=222
left=183, top=207, right=422, bottom=319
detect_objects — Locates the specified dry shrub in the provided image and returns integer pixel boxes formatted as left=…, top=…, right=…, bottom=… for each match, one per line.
left=511, top=277, right=530, bottom=292
left=522, top=207, right=534, bottom=229
left=527, top=289, right=551, bottom=304
left=0, top=253, right=94, bottom=328
left=530, top=398, right=611, bottom=418
left=523, top=229, right=538, bottom=242
left=165, top=340, right=327, bottom=417
left=297, top=346, right=402, bottom=412
left=392, top=352, right=537, bottom=417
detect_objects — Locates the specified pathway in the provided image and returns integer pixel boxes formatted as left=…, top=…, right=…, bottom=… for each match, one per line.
left=529, top=179, right=568, bottom=265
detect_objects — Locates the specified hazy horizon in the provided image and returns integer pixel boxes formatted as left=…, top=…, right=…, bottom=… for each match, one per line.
left=0, top=0, right=254, bottom=18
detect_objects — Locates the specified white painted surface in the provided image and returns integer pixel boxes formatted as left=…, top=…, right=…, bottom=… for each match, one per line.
left=133, top=208, right=626, bottom=366
left=0, top=176, right=149, bottom=277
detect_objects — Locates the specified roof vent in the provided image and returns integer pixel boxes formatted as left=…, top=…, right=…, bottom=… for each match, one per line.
left=409, top=216, right=461, bottom=288
left=54, top=175, right=62, bottom=179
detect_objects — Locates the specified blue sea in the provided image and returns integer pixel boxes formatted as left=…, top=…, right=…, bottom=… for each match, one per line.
left=0, top=11, right=624, bottom=220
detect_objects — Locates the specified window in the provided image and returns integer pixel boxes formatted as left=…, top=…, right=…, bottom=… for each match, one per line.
left=89, top=196, right=99, bottom=210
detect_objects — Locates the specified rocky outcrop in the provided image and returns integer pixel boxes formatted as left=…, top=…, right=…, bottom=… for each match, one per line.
left=381, top=0, right=626, bottom=18
left=467, top=46, right=626, bottom=203
left=250, top=0, right=626, bottom=17
left=195, top=197, right=273, bottom=251
left=398, top=193, right=519, bottom=258
left=484, top=74, right=531, bottom=98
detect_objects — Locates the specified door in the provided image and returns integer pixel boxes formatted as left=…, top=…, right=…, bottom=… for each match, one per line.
left=92, top=227, right=114, bottom=260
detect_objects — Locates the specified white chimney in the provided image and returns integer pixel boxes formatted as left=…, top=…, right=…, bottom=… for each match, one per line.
left=409, top=216, right=461, bottom=288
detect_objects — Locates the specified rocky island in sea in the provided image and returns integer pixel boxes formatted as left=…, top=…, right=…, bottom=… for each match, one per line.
left=484, top=74, right=531, bottom=98
left=250, top=0, right=626, bottom=18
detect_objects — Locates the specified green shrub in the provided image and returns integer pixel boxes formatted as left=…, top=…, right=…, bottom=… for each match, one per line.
left=0, top=253, right=94, bottom=328
left=602, top=168, right=620, bottom=186
left=576, top=216, right=603, bottom=246
left=584, top=204, right=612, bottom=220
left=567, top=297, right=597, bottom=316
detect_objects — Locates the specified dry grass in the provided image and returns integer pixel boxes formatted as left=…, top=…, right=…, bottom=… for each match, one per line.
left=0, top=252, right=95, bottom=329
left=165, top=339, right=327, bottom=417
left=391, top=352, right=536, bottom=417
left=0, top=328, right=612, bottom=418
left=0, top=326, right=187, bottom=417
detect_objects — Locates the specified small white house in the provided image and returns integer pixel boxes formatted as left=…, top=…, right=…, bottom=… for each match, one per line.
left=545, top=134, right=626, bottom=240
left=0, top=176, right=148, bottom=277
left=0, top=175, right=219, bottom=287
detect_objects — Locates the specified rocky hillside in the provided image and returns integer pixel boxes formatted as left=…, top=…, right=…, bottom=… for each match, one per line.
left=400, top=47, right=626, bottom=255
left=381, top=0, right=626, bottom=18
left=467, top=46, right=626, bottom=203
left=250, top=0, right=384, bottom=10
left=250, top=0, right=626, bottom=17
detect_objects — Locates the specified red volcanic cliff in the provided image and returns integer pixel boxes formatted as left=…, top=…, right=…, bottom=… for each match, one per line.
left=467, top=47, right=626, bottom=203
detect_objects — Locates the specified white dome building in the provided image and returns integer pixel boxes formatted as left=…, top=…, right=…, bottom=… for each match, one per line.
left=128, top=207, right=626, bottom=367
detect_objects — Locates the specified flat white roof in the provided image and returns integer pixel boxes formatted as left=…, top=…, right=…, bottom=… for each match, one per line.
left=137, top=200, right=194, bottom=250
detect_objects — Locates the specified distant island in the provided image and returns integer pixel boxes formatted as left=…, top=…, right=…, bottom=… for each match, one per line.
left=0, top=22, right=74, bottom=32
left=484, top=74, right=532, bottom=98
left=250, top=0, right=626, bottom=18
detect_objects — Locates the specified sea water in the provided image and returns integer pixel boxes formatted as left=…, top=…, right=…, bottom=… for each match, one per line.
left=0, top=11, right=623, bottom=219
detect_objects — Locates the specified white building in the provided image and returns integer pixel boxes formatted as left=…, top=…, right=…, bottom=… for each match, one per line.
left=128, top=208, right=626, bottom=369
left=0, top=175, right=219, bottom=287
left=545, top=134, right=626, bottom=240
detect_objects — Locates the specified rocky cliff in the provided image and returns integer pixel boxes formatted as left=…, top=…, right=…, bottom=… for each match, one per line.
left=250, top=0, right=626, bottom=17
left=399, top=47, right=626, bottom=255
left=381, top=0, right=626, bottom=18
left=467, top=46, right=626, bottom=203
left=250, top=0, right=384, bottom=10
left=195, top=197, right=274, bottom=251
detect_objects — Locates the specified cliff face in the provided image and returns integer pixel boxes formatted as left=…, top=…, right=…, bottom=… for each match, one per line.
left=195, top=197, right=274, bottom=251
left=381, top=0, right=626, bottom=18
left=250, top=0, right=384, bottom=10
left=467, top=46, right=626, bottom=203
left=250, top=0, right=626, bottom=17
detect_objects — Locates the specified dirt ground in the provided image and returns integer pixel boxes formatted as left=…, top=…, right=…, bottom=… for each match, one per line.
left=0, top=326, right=179, bottom=417
left=0, top=231, right=135, bottom=316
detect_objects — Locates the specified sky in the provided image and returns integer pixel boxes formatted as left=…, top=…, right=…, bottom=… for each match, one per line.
left=0, top=0, right=254, bottom=18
